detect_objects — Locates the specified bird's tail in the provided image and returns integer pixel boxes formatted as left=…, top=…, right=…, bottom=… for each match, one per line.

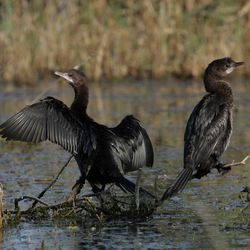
left=116, top=176, right=156, bottom=199
left=160, top=168, right=193, bottom=202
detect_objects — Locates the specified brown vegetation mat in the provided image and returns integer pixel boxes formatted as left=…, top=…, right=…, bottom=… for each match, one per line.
left=3, top=186, right=250, bottom=231
left=3, top=190, right=157, bottom=227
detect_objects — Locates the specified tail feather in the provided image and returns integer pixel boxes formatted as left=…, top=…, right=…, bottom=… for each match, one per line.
left=116, top=176, right=156, bottom=199
left=161, top=168, right=193, bottom=202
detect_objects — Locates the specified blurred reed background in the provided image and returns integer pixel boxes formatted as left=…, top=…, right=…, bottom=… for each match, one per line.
left=0, top=0, right=249, bottom=85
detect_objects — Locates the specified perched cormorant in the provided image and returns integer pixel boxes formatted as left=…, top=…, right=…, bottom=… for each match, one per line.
left=162, top=57, right=244, bottom=200
left=0, top=69, right=154, bottom=200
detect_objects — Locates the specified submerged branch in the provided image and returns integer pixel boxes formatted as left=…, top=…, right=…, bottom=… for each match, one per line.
left=15, top=196, right=49, bottom=209
left=31, top=155, right=73, bottom=208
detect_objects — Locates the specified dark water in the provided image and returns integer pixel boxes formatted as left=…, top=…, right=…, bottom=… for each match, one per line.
left=0, top=79, right=250, bottom=249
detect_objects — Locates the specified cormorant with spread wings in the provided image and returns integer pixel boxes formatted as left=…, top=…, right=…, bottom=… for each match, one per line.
left=0, top=69, right=154, bottom=200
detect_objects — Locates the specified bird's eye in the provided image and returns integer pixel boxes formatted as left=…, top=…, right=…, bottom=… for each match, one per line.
left=226, top=63, right=230, bottom=68
left=68, top=73, right=73, bottom=77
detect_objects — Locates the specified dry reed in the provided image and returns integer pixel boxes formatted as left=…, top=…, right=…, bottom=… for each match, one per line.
left=0, top=0, right=249, bottom=85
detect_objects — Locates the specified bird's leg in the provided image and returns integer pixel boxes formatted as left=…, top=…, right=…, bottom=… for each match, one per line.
left=215, top=155, right=249, bottom=175
left=214, top=161, right=231, bottom=175
left=90, top=183, right=106, bottom=194
left=101, top=184, right=105, bottom=192
left=66, top=176, right=85, bottom=202
left=135, top=169, right=142, bottom=210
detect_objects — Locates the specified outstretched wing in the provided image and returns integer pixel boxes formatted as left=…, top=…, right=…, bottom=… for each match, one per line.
left=184, top=94, right=230, bottom=169
left=110, top=115, right=154, bottom=173
left=0, top=97, right=96, bottom=156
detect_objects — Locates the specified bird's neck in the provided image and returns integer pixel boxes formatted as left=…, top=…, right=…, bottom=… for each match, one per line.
left=70, top=85, right=89, bottom=117
left=204, top=71, right=233, bottom=105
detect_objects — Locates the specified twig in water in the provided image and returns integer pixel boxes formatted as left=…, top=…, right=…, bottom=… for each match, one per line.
left=31, top=155, right=74, bottom=208
left=15, top=196, right=49, bottom=211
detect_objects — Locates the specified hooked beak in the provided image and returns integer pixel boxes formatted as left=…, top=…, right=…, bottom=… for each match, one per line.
left=226, top=61, right=244, bottom=74
left=54, top=71, right=74, bottom=84
left=234, top=61, right=244, bottom=67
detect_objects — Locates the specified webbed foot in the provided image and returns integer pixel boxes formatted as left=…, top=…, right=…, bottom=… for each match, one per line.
left=66, top=176, right=85, bottom=202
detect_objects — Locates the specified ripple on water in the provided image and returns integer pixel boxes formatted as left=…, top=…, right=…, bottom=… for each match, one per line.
left=1, top=81, right=250, bottom=249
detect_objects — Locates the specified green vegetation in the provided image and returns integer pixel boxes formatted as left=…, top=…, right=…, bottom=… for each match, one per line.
left=0, top=0, right=249, bottom=85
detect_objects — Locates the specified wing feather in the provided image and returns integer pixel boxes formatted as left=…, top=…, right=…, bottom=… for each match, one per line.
left=33, top=120, right=43, bottom=143
left=110, top=115, right=154, bottom=173
left=184, top=94, right=230, bottom=169
left=25, top=120, right=35, bottom=142
left=0, top=96, right=96, bottom=155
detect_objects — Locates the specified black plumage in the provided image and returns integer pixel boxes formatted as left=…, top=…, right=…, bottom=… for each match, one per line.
left=0, top=69, right=154, bottom=199
left=162, top=57, right=244, bottom=199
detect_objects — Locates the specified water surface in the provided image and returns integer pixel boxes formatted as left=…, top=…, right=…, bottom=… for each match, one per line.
left=0, top=79, right=250, bottom=249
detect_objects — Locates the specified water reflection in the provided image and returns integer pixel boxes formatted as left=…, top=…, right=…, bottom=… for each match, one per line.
left=0, top=79, right=250, bottom=249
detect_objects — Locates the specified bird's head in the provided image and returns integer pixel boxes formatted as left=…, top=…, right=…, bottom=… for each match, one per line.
left=54, top=69, right=88, bottom=89
left=207, top=57, right=244, bottom=78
